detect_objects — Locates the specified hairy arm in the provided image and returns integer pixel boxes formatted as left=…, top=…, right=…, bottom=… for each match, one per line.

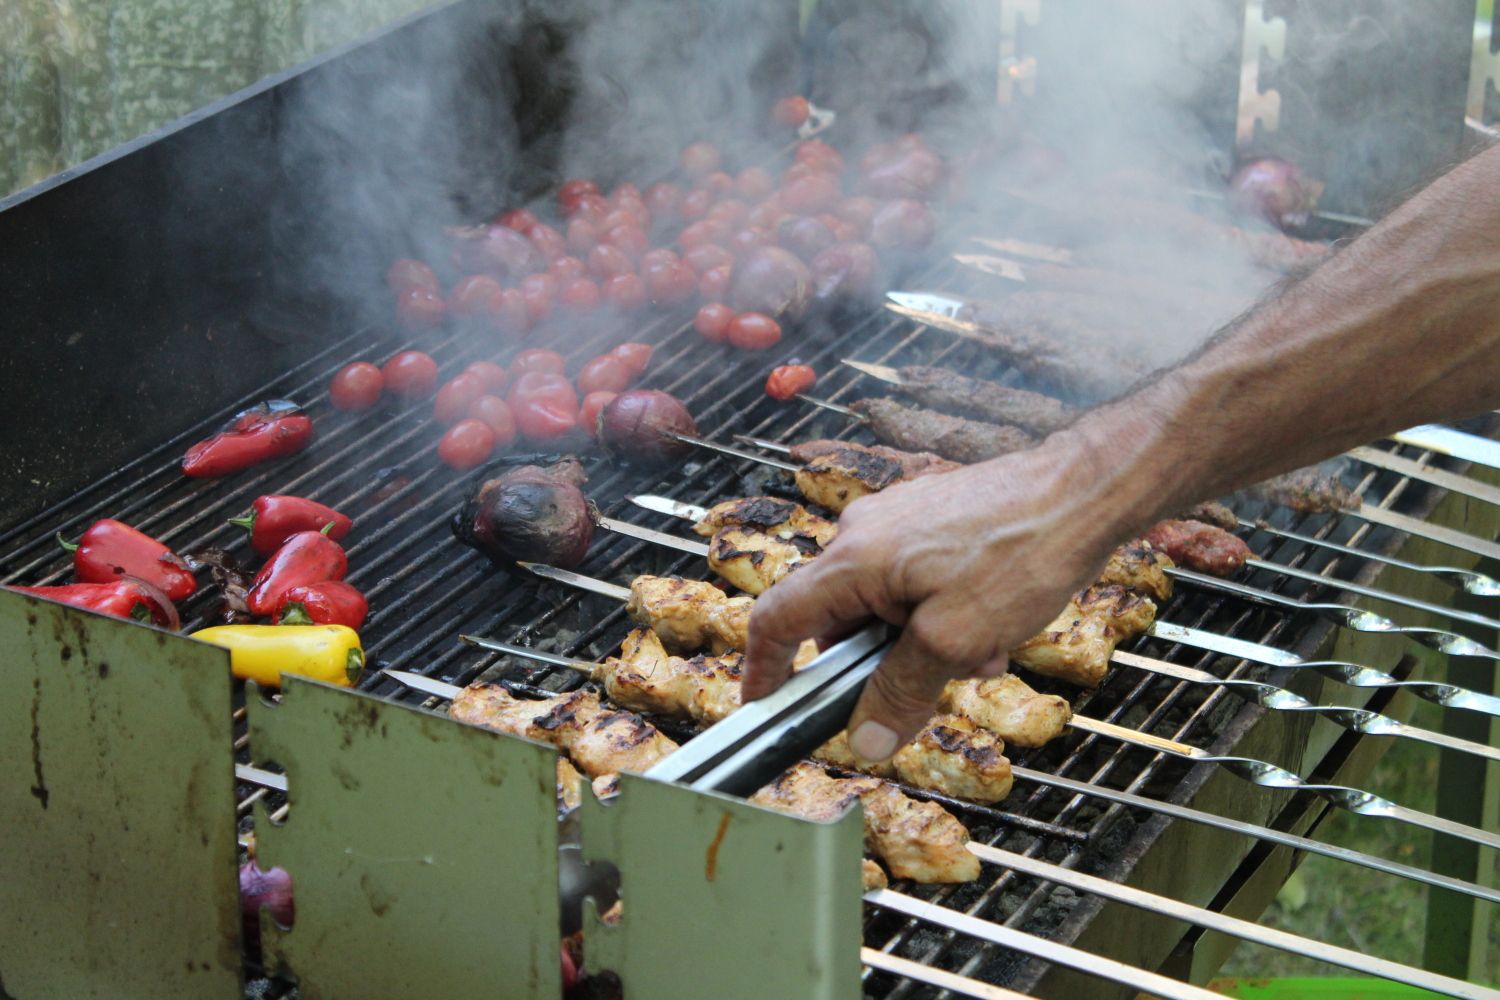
left=744, top=145, right=1500, bottom=762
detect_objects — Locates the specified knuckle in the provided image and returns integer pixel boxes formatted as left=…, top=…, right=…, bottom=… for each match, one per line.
left=907, top=615, right=984, bottom=667
left=867, top=663, right=944, bottom=720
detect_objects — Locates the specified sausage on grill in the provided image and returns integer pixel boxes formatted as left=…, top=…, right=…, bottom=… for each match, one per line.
left=885, top=365, right=1077, bottom=435
left=850, top=398, right=1037, bottom=464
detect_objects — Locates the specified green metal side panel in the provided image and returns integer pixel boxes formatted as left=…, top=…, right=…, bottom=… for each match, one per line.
left=0, top=589, right=241, bottom=999
left=248, top=677, right=560, bottom=999
left=582, top=772, right=864, bottom=1000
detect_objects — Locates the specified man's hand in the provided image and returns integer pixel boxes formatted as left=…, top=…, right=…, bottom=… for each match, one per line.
left=743, top=434, right=1139, bottom=762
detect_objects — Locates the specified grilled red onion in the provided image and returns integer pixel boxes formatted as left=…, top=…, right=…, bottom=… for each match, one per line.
left=810, top=241, right=879, bottom=302
left=239, top=861, right=294, bottom=953
left=868, top=199, right=935, bottom=251
left=1228, top=157, right=1323, bottom=232
left=452, top=459, right=595, bottom=568
left=727, top=246, right=812, bottom=319
left=859, top=142, right=945, bottom=201
left=446, top=223, right=545, bottom=282
left=597, top=390, right=698, bottom=463
left=777, top=216, right=837, bottom=262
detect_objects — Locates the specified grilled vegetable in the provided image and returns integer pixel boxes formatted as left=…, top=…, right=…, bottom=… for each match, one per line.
left=191, top=623, right=364, bottom=687
left=597, top=390, right=698, bottom=463
left=245, top=530, right=348, bottom=617
left=182, top=411, right=313, bottom=478
left=239, top=861, right=295, bottom=958
left=452, top=457, right=595, bottom=568
left=765, top=365, right=816, bottom=401
left=6, top=578, right=180, bottom=629
left=273, top=580, right=369, bottom=630
left=60, top=519, right=197, bottom=601
left=229, top=495, right=352, bottom=556
left=1229, top=156, right=1323, bottom=232
left=727, top=246, right=812, bottom=319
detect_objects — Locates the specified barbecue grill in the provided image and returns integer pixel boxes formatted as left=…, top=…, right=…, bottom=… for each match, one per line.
left=3, top=1, right=1498, bottom=997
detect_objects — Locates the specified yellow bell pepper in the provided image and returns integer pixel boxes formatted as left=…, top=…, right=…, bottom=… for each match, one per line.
left=191, top=624, right=364, bottom=688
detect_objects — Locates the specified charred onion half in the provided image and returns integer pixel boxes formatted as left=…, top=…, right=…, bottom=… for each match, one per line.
left=452, top=456, right=596, bottom=568
left=596, top=390, right=698, bottom=464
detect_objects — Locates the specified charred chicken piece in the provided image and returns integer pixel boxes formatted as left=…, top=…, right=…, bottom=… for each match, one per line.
left=691, top=499, right=838, bottom=595
left=850, top=398, right=1036, bottom=464
left=862, top=860, right=890, bottom=890
left=1246, top=467, right=1358, bottom=514
left=784, top=439, right=960, bottom=513
left=815, top=715, right=1013, bottom=803
left=939, top=675, right=1071, bottom=748
left=556, top=758, right=585, bottom=814
left=1144, top=519, right=1252, bottom=577
left=751, top=762, right=980, bottom=884
left=449, top=685, right=679, bottom=778
left=1011, top=584, right=1157, bottom=687
left=788, top=439, right=962, bottom=479
left=626, top=574, right=820, bottom=660
left=886, top=365, right=1077, bottom=436
left=1176, top=500, right=1239, bottom=531
left=692, top=496, right=840, bottom=547
left=1096, top=539, right=1175, bottom=602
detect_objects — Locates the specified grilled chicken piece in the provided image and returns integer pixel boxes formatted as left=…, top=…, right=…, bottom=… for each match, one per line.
left=1097, top=539, right=1174, bottom=602
left=886, top=365, right=1076, bottom=436
left=449, top=684, right=679, bottom=778
left=692, top=496, right=839, bottom=547
left=817, top=714, right=1013, bottom=802
left=557, top=758, right=584, bottom=814
left=796, top=446, right=906, bottom=512
left=851, top=398, right=1036, bottom=464
left=862, top=860, right=889, bottom=890
left=788, top=439, right=961, bottom=479
left=1144, top=520, right=1251, bottom=577
left=627, top=574, right=819, bottom=661
left=751, top=762, right=980, bottom=883
left=1177, top=500, right=1238, bottom=531
left=1011, top=584, right=1157, bottom=687
left=939, top=675, right=1070, bottom=748
left=1246, top=467, right=1357, bottom=513
left=708, top=525, right=825, bottom=595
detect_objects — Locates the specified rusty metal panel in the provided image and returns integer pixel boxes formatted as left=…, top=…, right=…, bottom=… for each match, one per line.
left=0, top=590, right=241, bottom=999
left=582, top=772, right=864, bottom=999
left=248, top=677, right=560, bottom=999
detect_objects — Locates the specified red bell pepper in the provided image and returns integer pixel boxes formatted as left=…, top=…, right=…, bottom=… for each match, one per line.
left=182, top=413, right=313, bottom=478
left=6, top=578, right=181, bottom=630
left=229, top=495, right=353, bottom=556
left=245, top=530, right=348, bottom=617
left=59, top=519, right=197, bottom=601
left=272, top=580, right=368, bottom=630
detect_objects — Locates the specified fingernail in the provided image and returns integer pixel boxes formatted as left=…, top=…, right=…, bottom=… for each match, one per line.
left=850, top=720, right=900, bottom=762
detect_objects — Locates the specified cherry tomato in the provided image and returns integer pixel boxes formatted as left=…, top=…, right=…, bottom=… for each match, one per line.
left=679, top=142, right=721, bottom=180
left=496, top=208, right=539, bottom=232
left=519, top=273, right=557, bottom=324
left=638, top=248, right=681, bottom=278
left=464, top=360, right=508, bottom=394
left=745, top=198, right=786, bottom=231
left=679, top=188, right=712, bottom=221
left=508, top=370, right=578, bottom=406
left=588, top=244, right=634, bottom=280
left=707, top=198, right=749, bottom=228
left=566, top=219, right=599, bottom=256
left=524, top=222, right=566, bottom=263
left=468, top=394, right=517, bottom=448
left=696, top=171, right=735, bottom=198
left=694, top=303, right=735, bottom=343
left=684, top=243, right=734, bottom=275
left=765, top=364, right=816, bottom=400
left=559, top=277, right=602, bottom=313
left=602, top=273, right=647, bottom=312
left=726, top=312, right=782, bottom=350
left=395, top=286, right=446, bottom=330
left=735, top=167, right=775, bottom=201
left=795, top=139, right=844, bottom=174
left=434, top=372, right=487, bottom=424
left=511, top=348, right=566, bottom=378
left=387, top=258, right=439, bottom=294
left=644, top=181, right=682, bottom=221
left=610, top=342, right=653, bottom=376
left=698, top=265, right=731, bottom=303
left=510, top=373, right=579, bottom=441
left=437, top=419, right=495, bottom=470
left=576, top=354, right=633, bottom=395
left=781, top=172, right=841, bottom=215
left=678, top=220, right=726, bottom=251
left=579, top=390, right=617, bottom=437
left=548, top=255, right=588, bottom=283
left=602, top=207, right=647, bottom=234
left=329, top=362, right=384, bottom=411
left=448, top=274, right=503, bottom=318
left=772, top=96, right=810, bottom=128
left=602, top=224, right=649, bottom=260
left=487, top=287, right=530, bottom=337
left=836, top=196, right=877, bottom=235
left=610, top=181, right=641, bottom=205
left=383, top=351, right=439, bottom=398
left=729, top=227, right=771, bottom=256
left=567, top=193, right=609, bottom=227
left=645, top=260, right=696, bottom=305
left=558, top=179, right=601, bottom=216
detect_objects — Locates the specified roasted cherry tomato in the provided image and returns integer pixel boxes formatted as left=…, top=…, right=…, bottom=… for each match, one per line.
left=706, top=198, right=749, bottom=228
left=524, top=223, right=566, bottom=263
left=329, top=362, right=384, bottom=411
left=609, top=342, right=653, bottom=376
left=698, top=265, right=731, bottom=303
left=448, top=274, right=503, bottom=318
left=610, top=181, right=641, bottom=204
left=696, top=171, right=735, bottom=198
left=566, top=218, right=599, bottom=256
left=387, top=258, right=439, bottom=294
left=519, top=273, right=557, bottom=325
left=547, top=255, right=588, bottom=283
left=772, top=95, right=811, bottom=128
left=467, top=395, right=517, bottom=448
left=726, top=312, right=782, bottom=350
left=395, top=286, right=446, bottom=330
left=602, top=273, right=647, bottom=312
left=645, top=260, right=696, bottom=305
left=558, top=179, right=602, bottom=216
left=729, top=227, right=771, bottom=256
left=510, top=348, right=566, bottom=378
left=679, top=142, right=721, bottom=179
left=576, top=354, right=632, bottom=395
left=434, top=372, right=487, bottom=425
left=438, top=419, right=495, bottom=470
left=678, top=187, right=712, bottom=221
left=735, top=167, right=775, bottom=201
left=677, top=220, right=725, bottom=251
left=495, top=208, right=539, bottom=232
left=644, top=181, right=682, bottom=222
left=638, top=248, right=680, bottom=278
left=694, top=303, right=735, bottom=343
left=795, top=139, right=844, bottom=174
left=684, top=243, right=735, bottom=276
left=510, top=372, right=579, bottom=441
left=559, top=277, right=602, bottom=313
left=463, top=360, right=508, bottom=395
left=488, top=287, right=530, bottom=336
left=579, top=390, right=616, bottom=438
left=382, top=351, right=439, bottom=398
left=765, top=364, right=816, bottom=400
left=602, top=224, right=649, bottom=260
left=781, top=172, right=841, bottom=215
left=588, top=244, right=634, bottom=280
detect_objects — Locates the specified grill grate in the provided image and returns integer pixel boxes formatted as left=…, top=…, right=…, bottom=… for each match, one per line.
left=0, top=251, right=1476, bottom=996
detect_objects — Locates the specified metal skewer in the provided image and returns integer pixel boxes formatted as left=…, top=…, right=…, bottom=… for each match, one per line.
left=1242, top=518, right=1500, bottom=598
left=1390, top=423, right=1500, bottom=471
left=969, top=235, right=1074, bottom=264
left=953, top=252, right=1028, bottom=283
left=1347, top=444, right=1500, bottom=507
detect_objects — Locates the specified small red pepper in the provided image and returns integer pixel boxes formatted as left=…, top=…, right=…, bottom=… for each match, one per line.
left=182, top=414, right=314, bottom=478
left=7, top=578, right=181, bottom=630
left=245, top=530, right=348, bottom=617
left=229, top=495, right=353, bottom=556
left=59, top=519, right=197, bottom=601
left=273, top=580, right=368, bottom=630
